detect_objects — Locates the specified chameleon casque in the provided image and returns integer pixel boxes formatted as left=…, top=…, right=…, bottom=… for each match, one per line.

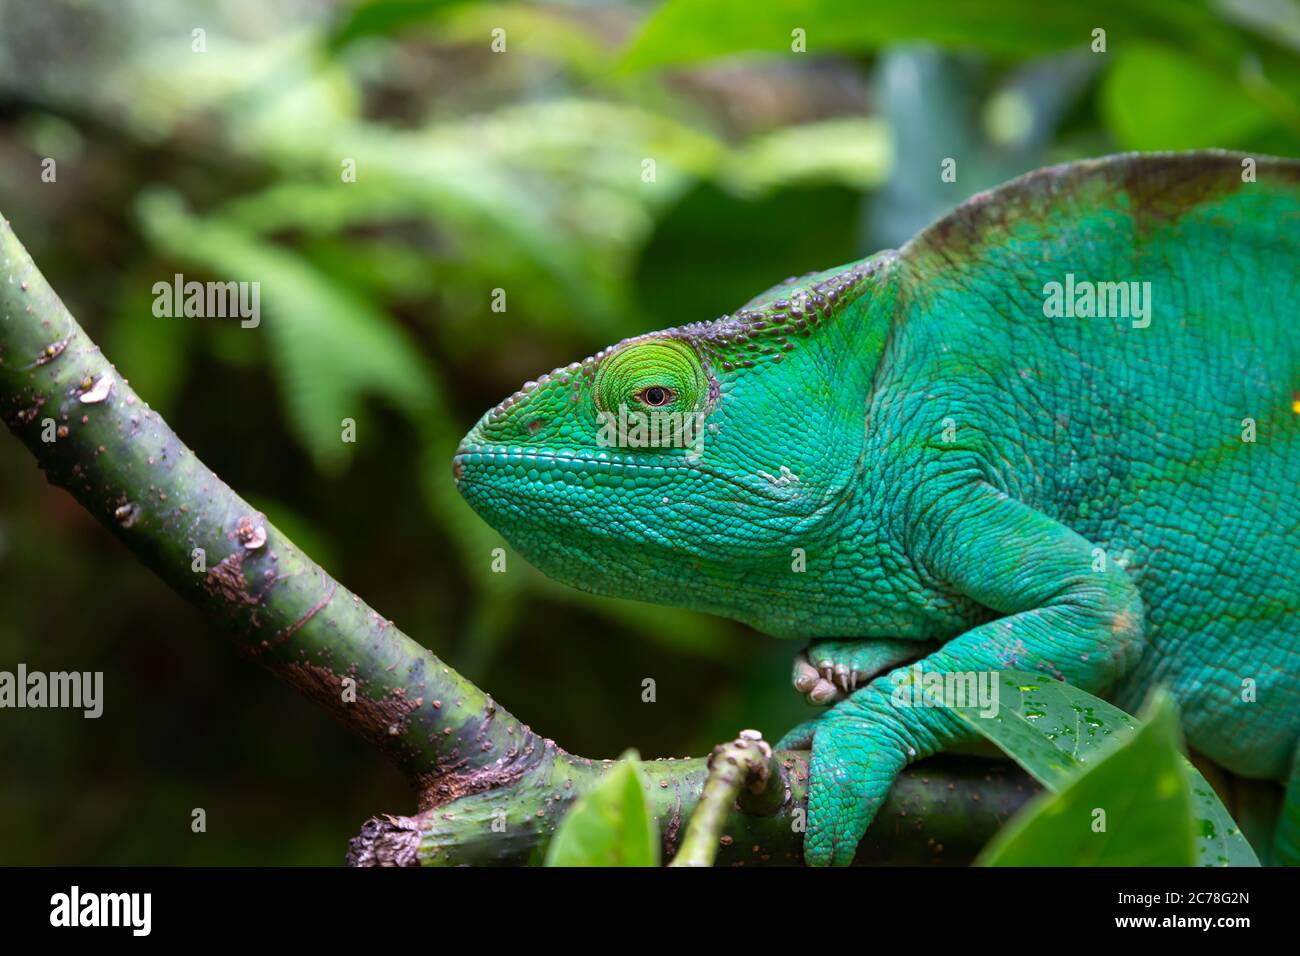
left=453, top=151, right=1300, bottom=866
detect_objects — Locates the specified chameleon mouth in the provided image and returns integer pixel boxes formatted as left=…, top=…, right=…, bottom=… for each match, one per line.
left=451, top=442, right=694, bottom=486
left=450, top=442, right=805, bottom=510
left=450, top=441, right=847, bottom=530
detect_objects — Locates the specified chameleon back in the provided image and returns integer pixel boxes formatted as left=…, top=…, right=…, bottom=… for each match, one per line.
left=886, top=152, right=1300, bottom=777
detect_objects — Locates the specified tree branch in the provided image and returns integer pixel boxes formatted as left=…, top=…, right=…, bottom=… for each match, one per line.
left=353, top=752, right=1035, bottom=866
left=0, top=212, right=1037, bottom=865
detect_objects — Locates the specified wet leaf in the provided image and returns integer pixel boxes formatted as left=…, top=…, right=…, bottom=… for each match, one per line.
left=979, top=691, right=1196, bottom=865
left=950, top=672, right=1258, bottom=865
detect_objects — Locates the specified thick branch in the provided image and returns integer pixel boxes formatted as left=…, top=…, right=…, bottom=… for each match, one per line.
left=0, top=213, right=1037, bottom=865
left=353, top=753, right=1035, bottom=866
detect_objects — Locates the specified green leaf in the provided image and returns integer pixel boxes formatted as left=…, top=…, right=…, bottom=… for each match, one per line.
left=623, top=0, right=1088, bottom=68
left=1101, top=45, right=1274, bottom=151
left=1185, top=768, right=1259, bottom=867
left=979, top=691, right=1197, bottom=865
left=324, top=0, right=465, bottom=52
left=945, top=670, right=1137, bottom=788
left=545, top=751, right=659, bottom=867
left=948, top=671, right=1258, bottom=865
left=620, top=1, right=1234, bottom=70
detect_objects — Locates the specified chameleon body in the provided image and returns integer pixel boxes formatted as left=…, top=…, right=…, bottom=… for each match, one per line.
left=454, top=151, right=1300, bottom=865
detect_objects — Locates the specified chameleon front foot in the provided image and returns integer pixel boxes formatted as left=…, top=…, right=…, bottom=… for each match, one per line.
left=792, top=638, right=934, bottom=706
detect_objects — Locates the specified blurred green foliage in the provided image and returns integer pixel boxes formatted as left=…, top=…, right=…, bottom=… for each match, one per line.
left=0, top=0, right=1294, bottom=863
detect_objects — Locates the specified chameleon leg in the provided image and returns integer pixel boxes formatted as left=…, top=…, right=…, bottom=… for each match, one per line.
left=792, top=638, right=934, bottom=705
left=781, top=484, right=1146, bottom=866
left=1271, top=742, right=1300, bottom=866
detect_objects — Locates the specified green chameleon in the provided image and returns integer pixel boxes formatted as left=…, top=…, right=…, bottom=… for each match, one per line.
left=454, top=151, right=1300, bottom=866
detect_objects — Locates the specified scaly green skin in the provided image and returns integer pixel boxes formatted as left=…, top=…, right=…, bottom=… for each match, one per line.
left=455, top=151, right=1300, bottom=866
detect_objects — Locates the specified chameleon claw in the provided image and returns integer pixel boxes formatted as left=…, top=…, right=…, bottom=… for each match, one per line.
left=793, top=651, right=849, bottom=705
left=833, top=663, right=851, bottom=691
left=797, top=640, right=929, bottom=705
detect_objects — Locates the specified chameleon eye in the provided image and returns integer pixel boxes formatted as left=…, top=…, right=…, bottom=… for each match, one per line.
left=593, top=338, right=706, bottom=415
left=639, top=386, right=674, bottom=407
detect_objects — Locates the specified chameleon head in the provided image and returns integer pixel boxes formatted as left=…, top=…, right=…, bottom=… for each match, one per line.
left=452, top=256, right=889, bottom=629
